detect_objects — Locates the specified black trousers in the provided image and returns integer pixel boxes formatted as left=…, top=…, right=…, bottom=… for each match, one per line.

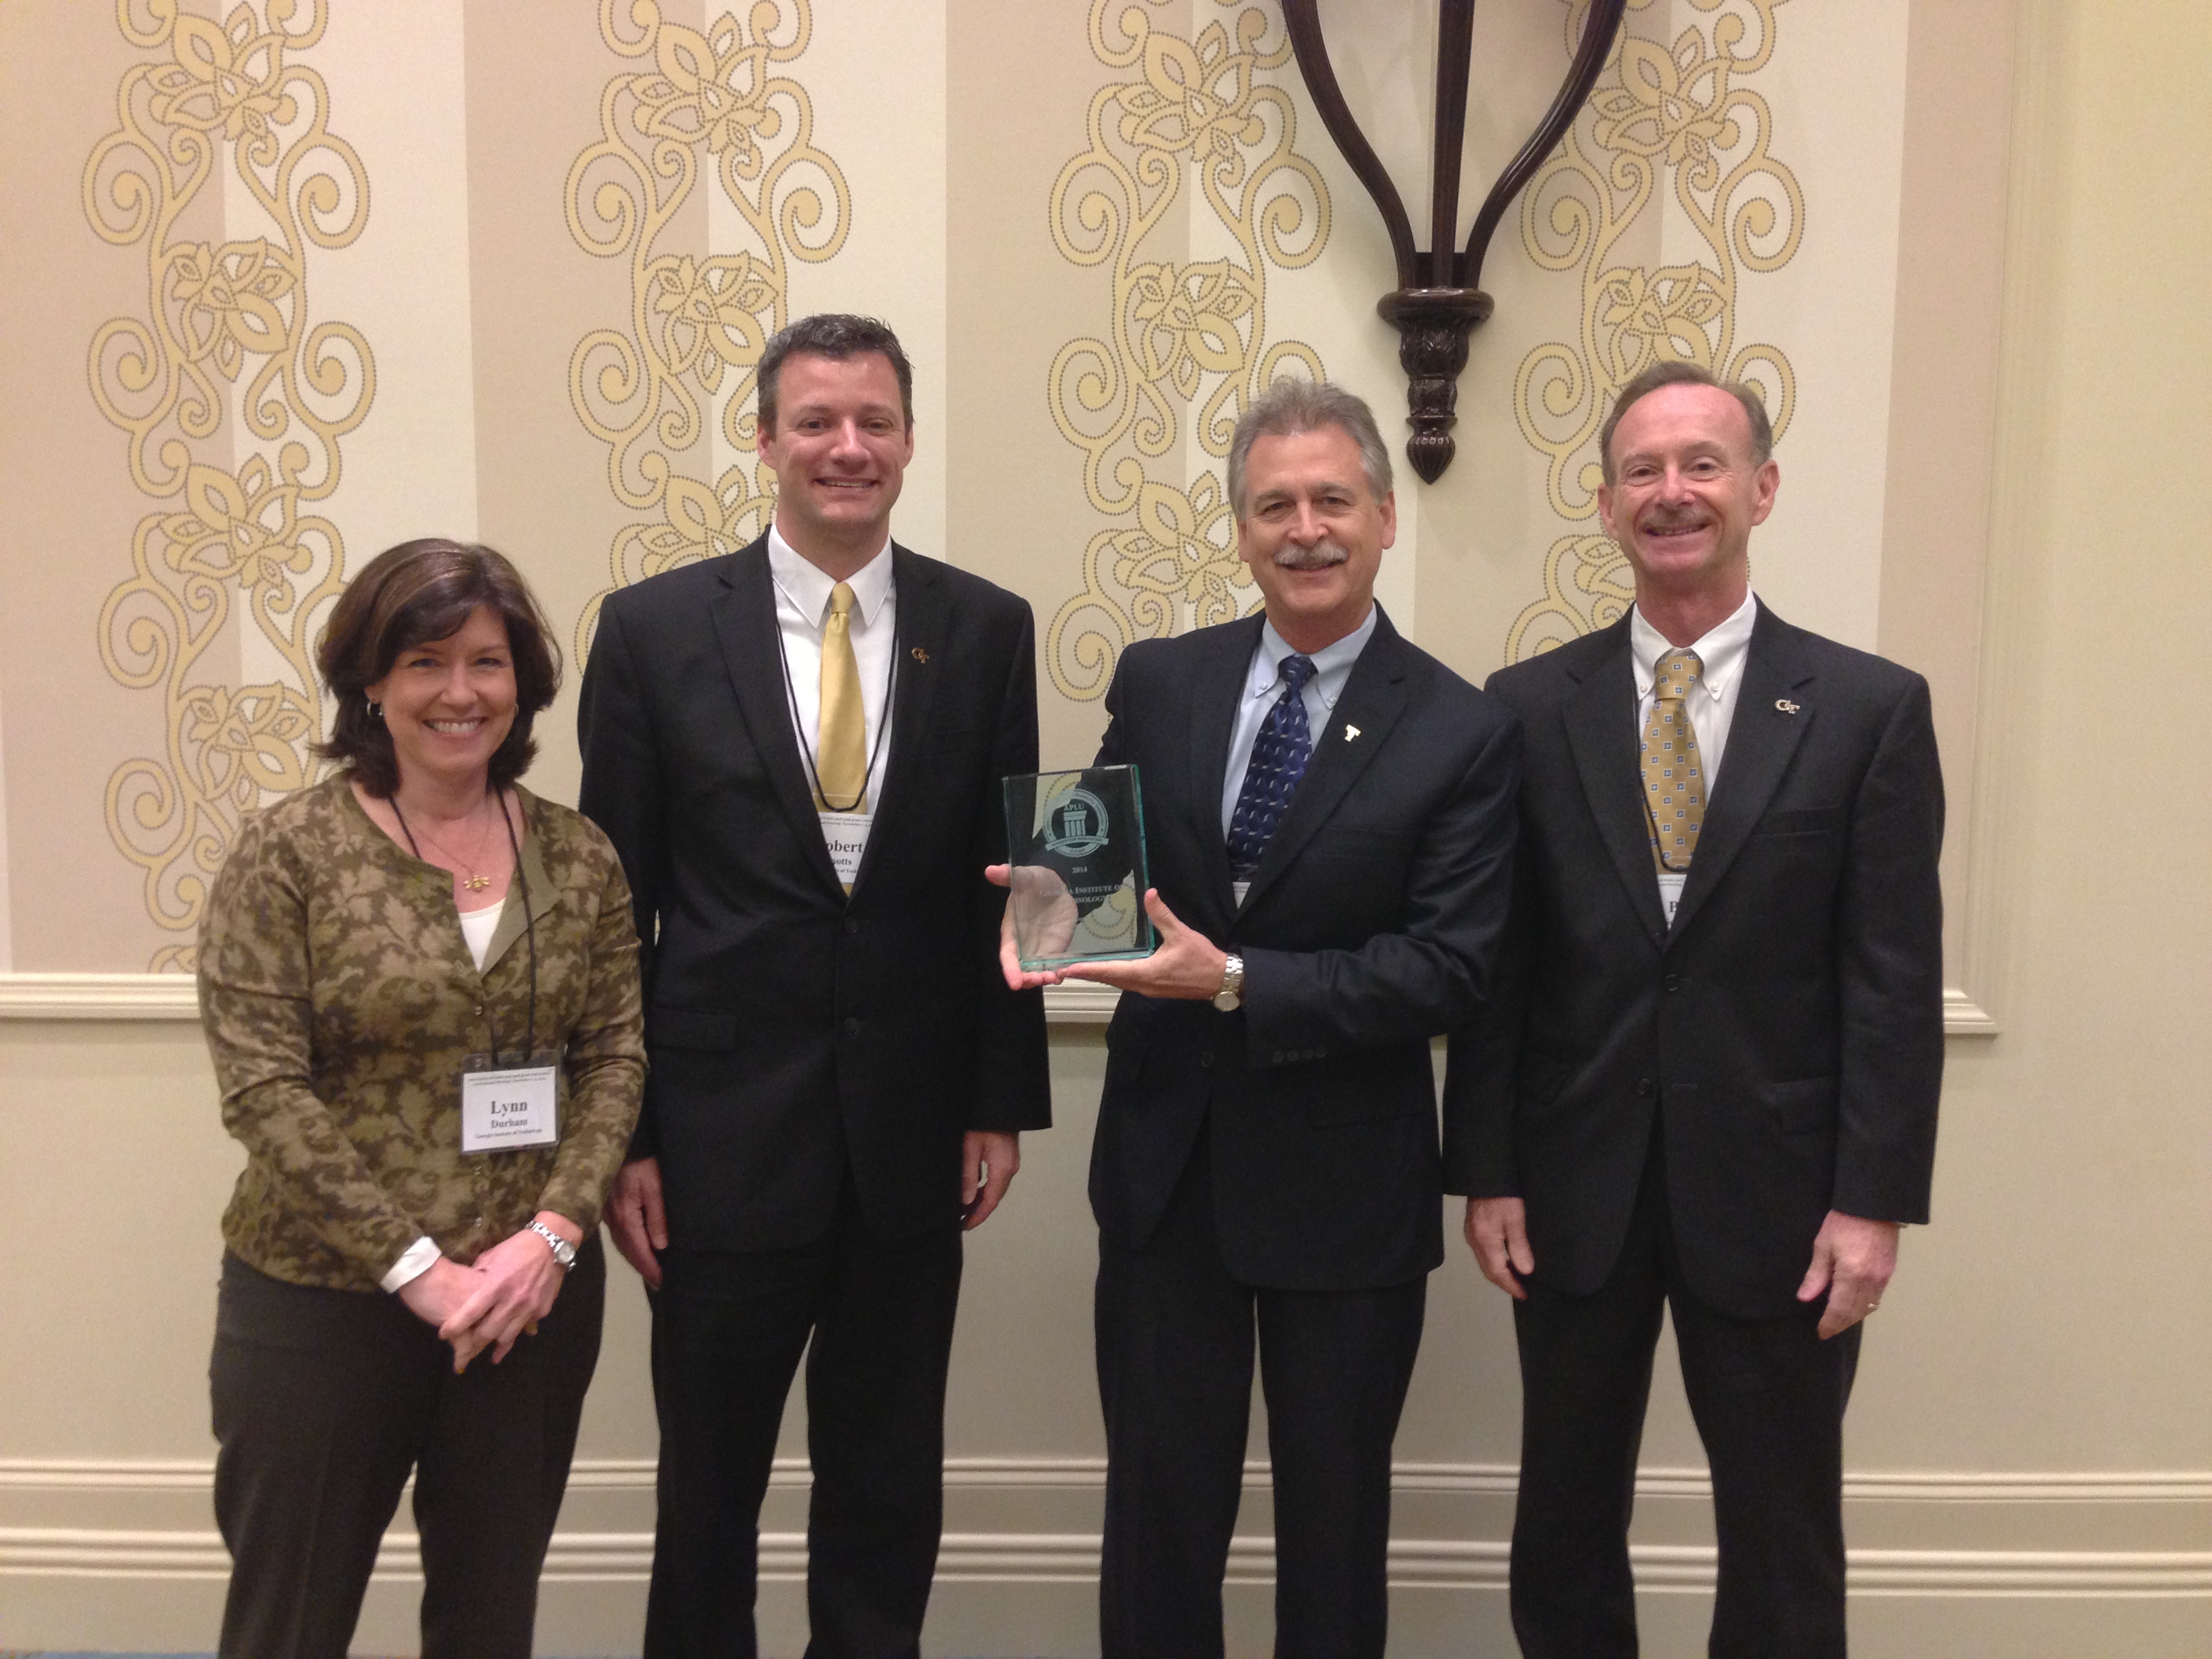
left=643, top=1184, right=964, bottom=1659
left=1509, top=1132, right=1862, bottom=1659
left=1095, top=1130, right=1429, bottom=1659
left=208, top=1240, right=605, bottom=1659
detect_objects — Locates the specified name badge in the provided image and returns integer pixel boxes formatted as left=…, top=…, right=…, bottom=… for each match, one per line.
left=1657, top=872, right=1686, bottom=927
left=460, top=1051, right=562, bottom=1153
left=819, top=811, right=872, bottom=888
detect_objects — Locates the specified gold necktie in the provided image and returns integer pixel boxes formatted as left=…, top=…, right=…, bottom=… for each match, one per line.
left=1641, top=650, right=1706, bottom=871
left=817, top=581, right=867, bottom=811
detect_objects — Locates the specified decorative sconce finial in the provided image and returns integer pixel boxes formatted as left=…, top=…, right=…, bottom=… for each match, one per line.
left=1282, top=0, right=1627, bottom=483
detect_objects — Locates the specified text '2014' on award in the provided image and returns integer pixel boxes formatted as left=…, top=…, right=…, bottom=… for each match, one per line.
left=1001, top=766, right=1154, bottom=970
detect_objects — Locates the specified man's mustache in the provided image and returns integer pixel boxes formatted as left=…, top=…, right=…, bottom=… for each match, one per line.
left=1273, top=540, right=1351, bottom=571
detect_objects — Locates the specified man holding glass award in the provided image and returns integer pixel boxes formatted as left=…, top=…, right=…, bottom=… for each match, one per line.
left=996, top=380, right=1521, bottom=1658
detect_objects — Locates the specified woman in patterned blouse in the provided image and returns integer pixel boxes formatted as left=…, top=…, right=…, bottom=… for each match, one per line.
left=197, top=539, right=645, bottom=1659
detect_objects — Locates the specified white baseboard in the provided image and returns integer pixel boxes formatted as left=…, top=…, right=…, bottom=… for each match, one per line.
left=3, top=1458, right=2205, bottom=1596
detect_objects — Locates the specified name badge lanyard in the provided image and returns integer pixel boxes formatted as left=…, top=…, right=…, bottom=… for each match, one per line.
left=391, top=790, right=539, bottom=1065
left=775, top=593, right=899, bottom=813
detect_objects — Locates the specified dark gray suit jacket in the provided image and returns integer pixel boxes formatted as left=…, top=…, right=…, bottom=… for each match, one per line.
left=1444, top=604, right=1944, bottom=1319
left=577, top=537, right=1050, bottom=1250
left=1091, top=608, right=1521, bottom=1290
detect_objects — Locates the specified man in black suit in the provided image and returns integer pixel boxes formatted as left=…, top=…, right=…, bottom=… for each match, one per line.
left=1000, top=380, right=1521, bottom=1658
left=578, top=314, right=1050, bottom=1658
left=1448, top=359, right=1944, bottom=1658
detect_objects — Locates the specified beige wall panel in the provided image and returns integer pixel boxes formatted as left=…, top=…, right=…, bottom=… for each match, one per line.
left=1, top=3, right=237, bottom=972
left=1877, top=0, right=2016, bottom=1005
left=463, top=0, right=710, bottom=808
left=782, top=0, right=949, bottom=562
left=1855, top=0, right=2212, bottom=1476
left=306, top=0, right=480, bottom=560
left=949, top=0, right=1193, bottom=770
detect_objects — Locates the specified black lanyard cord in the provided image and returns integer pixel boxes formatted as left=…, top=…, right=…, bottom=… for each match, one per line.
left=392, top=788, right=538, bottom=1065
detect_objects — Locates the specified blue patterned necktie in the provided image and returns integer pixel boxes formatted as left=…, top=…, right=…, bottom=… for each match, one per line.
left=1227, top=653, right=1317, bottom=878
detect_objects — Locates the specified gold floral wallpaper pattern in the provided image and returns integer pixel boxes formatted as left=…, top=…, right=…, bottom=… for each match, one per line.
left=85, top=0, right=372, bottom=970
left=1043, top=0, right=1332, bottom=701
left=563, top=0, right=851, bottom=660
left=1506, top=0, right=1801, bottom=658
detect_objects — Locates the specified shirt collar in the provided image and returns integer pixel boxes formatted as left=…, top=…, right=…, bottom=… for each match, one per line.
left=767, top=525, right=895, bottom=628
left=1250, top=603, right=1379, bottom=708
left=1631, top=588, right=1758, bottom=701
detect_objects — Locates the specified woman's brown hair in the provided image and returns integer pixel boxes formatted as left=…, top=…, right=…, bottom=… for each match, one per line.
left=315, top=539, right=562, bottom=797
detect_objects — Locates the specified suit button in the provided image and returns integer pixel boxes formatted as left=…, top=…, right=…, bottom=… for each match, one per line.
left=1637, top=1077, right=1655, bottom=1097
left=843, top=918, right=859, bottom=936
left=1200, top=1052, right=1215, bottom=1069
left=842, top=1016, right=861, bottom=1038
left=1663, top=973, right=1681, bottom=993
left=1271, top=1050, right=1286, bottom=1063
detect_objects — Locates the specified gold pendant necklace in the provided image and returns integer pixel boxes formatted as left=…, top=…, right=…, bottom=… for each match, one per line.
left=401, top=796, right=501, bottom=892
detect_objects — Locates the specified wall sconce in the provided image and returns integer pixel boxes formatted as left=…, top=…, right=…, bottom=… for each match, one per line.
left=1282, top=0, right=1627, bottom=482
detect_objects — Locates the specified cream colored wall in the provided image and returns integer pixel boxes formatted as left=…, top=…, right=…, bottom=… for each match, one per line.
left=4, top=1, right=2211, bottom=1655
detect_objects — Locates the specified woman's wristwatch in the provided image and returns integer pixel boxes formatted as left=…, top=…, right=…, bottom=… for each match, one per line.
left=528, top=1219, right=578, bottom=1270
left=1212, top=952, right=1245, bottom=1012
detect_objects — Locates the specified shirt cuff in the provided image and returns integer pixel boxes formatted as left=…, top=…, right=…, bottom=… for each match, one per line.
left=380, top=1235, right=443, bottom=1293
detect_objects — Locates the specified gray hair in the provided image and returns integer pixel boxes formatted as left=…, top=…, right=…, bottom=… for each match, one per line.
left=758, top=312, right=914, bottom=434
left=1227, top=378, right=1393, bottom=515
left=1597, top=359, right=1773, bottom=483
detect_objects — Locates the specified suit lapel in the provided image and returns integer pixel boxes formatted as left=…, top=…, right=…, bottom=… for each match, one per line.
left=1563, top=619, right=1671, bottom=947
left=853, top=547, right=949, bottom=893
left=708, top=540, right=844, bottom=896
left=1235, top=608, right=1409, bottom=921
left=1188, top=616, right=1262, bottom=920
left=1666, top=605, right=1814, bottom=942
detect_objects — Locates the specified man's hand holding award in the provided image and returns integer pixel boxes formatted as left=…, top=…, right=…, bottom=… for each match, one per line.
left=990, top=764, right=1233, bottom=1002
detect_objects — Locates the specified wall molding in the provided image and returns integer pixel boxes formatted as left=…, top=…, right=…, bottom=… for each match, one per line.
left=7, top=1453, right=2208, bottom=1502
left=2, top=1527, right=2205, bottom=1597
left=5, top=1458, right=2205, bottom=1596
left=0, top=975, right=1999, bottom=1035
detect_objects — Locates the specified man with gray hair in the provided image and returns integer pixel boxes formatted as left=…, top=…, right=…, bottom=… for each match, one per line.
left=996, top=378, right=1521, bottom=1656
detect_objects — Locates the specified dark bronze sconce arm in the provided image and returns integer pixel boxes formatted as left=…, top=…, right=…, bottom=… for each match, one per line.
left=1282, top=0, right=1627, bottom=482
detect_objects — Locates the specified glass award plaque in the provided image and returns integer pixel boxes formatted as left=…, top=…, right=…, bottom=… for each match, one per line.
left=1002, top=765, right=1154, bottom=969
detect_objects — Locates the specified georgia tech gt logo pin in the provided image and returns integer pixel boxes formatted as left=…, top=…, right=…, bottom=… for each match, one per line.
left=1774, top=698, right=1801, bottom=715
left=911, top=646, right=930, bottom=663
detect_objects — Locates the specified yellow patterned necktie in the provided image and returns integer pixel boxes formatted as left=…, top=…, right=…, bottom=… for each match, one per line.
left=817, top=581, right=867, bottom=811
left=1641, top=649, right=1706, bottom=872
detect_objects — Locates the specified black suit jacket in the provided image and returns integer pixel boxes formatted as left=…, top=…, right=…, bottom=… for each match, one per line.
left=577, top=537, right=1051, bottom=1251
left=1444, top=605, right=1944, bottom=1319
left=1089, top=609, right=1520, bottom=1291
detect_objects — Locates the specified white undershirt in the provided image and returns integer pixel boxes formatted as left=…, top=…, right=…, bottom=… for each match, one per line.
left=767, top=527, right=897, bottom=811
left=457, top=898, right=502, bottom=972
left=1629, top=589, right=1758, bottom=922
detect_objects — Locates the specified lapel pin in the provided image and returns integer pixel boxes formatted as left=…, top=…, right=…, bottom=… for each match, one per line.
left=910, top=646, right=930, bottom=663
left=1774, top=698, right=1800, bottom=715
left=1344, top=724, right=1361, bottom=741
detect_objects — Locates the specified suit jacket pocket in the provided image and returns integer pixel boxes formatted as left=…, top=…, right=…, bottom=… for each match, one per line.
left=1755, top=806, right=1845, bottom=836
left=650, top=1005, right=738, bottom=1051
left=1767, top=1076, right=1838, bottom=1134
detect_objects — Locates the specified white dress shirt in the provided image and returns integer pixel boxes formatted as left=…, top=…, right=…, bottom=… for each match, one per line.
left=1219, top=605, right=1380, bottom=838
left=768, top=527, right=898, bottom=811
left=1630, top=588, right=1758, bottom=922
